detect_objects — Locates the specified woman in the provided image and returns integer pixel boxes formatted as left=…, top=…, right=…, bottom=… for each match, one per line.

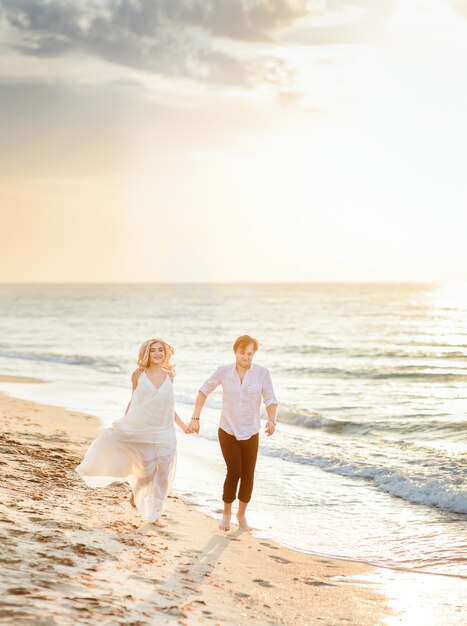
left=76, top=338, right=188, bottom=526
left=188, top=335, right=278, bottom=532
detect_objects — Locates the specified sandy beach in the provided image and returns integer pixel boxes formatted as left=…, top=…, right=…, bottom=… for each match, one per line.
left=0, top=374, right=392, bottom=625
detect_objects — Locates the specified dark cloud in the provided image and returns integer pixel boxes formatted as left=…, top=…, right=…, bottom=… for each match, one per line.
left=3, top=0, right=81, bottom=37
left=111, top=0, right=308, bottom=42
left=1, top=0, right=309, bottom=88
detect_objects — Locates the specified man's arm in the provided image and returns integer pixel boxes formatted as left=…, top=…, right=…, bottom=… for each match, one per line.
left=265, top=403, right=278, bottom=436
left=187, top=391, right=207, bottom=434
left=187, top=366, right=222, bottom=434
left=262, top=369, right=278, bottom=436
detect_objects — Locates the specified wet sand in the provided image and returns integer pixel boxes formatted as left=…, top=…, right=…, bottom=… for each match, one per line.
left=0, top=377, right=389, bottom=625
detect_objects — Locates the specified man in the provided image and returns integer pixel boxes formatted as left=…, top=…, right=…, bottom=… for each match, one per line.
left=187, top=335, right=278, bottom=531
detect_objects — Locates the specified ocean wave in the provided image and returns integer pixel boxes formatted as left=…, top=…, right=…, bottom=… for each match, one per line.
left=278, top=344, right=467, bottom=361
left=261, top=447, right=467, bottom=515
left=0, top=349, right=124, bottom=373
left=280, top=344, right=342, bottom=355
left=356, top=349, right=467, bottom=361
left=393, top=419, right=467, bottom=436
left=277, top=407, right=367, bottom=433
left=332, top=464, right=467, bottom=516
left=271, top=406, right=467, bottom=440
left=284, top=365, right=467, bottom=383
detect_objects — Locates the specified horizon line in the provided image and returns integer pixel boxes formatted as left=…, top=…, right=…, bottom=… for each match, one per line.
left=0, top=280, right=444, bottom=286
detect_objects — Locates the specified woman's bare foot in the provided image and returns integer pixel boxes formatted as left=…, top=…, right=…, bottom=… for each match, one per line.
left=219, top=514, right=231, bottom=531
left=236, top=514, right=251, bottom=531
left=153, top=518, right=167, bottom=527
left=130, top=493, right=136, bottom=508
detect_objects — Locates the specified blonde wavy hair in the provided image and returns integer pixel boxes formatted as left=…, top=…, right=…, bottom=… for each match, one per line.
left=136, top=338, right=176, bottom=378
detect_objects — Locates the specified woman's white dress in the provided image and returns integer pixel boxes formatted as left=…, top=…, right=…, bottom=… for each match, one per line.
left=75, top=371, right=176, bottom=523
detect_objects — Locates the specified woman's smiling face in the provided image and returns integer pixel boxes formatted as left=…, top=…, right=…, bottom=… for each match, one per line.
left=149, top=342, right=165, bottom=365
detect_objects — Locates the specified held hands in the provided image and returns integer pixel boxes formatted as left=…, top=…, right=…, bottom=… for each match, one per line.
left=265, top=420, right=276, bottom=436
left=186, top=418, right=200, bottom=435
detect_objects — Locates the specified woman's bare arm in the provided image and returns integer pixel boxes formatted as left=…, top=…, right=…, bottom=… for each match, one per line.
left=124, top=368, right=143, bottom=415
left=174, top=411, right=188, bottom=432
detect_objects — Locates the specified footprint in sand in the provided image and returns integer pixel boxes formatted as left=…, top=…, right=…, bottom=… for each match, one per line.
left=301, top=578, right=334, bottom=587
left=46, top=556, right=76, bottom=567
left=159, top=605, right=187, bottom=617
left=70, top=543, right=108, bottom=558
left=119, top=537, right=144, bottom=547
left=7, top=587, right=31, bottom=595
left=7, top=528, right=29, bottom=537
left=260, top=542, right=279, bottom=550
left=31, top=531, right=64, bottom=543
left=253, top=579, right=274, bottom=588
left=268, top=555, right=292, bottom=564
left=0, top=558, right=21, bottom=565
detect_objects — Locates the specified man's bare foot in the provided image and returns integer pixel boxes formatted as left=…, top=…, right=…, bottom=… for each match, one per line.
left=153, top=518, right=167, bottom=527
left=219, top=514, right=231, bottom=531
left=130, top=493, right=136, bottom=508
left=236, top=514, right=251, bottom=531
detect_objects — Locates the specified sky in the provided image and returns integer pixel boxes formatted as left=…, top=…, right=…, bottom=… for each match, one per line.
left=1, top=0, right=467, bottom=283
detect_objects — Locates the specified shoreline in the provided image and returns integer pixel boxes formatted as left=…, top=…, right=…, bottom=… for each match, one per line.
left=0, top=373, right=47, bottom=384
left=0, top=377, right=390, bottom=625
left=2, top=373, right=463, bottom=583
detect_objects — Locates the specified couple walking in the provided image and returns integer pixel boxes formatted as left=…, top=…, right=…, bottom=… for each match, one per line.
left=76, top=335, right=278, bottom=531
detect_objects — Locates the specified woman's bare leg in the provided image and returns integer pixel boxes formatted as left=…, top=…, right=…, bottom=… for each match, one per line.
left=150, top=457, right=172, bottom=527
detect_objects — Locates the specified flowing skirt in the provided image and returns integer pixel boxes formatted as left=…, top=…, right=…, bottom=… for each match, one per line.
left=75, top=427, right=176, bottom=523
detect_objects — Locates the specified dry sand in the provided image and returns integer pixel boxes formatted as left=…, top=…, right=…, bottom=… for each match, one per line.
left=0, top=376, right=390, bottom=625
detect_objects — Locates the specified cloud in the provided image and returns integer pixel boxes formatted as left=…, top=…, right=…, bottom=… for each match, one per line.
left=113, top=0, right=308, bottom=41
left=0, top=0, right=310, bottom=88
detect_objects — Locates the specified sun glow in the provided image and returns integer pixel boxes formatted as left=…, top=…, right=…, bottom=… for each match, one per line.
left=1, top=0, right=467, bottom=282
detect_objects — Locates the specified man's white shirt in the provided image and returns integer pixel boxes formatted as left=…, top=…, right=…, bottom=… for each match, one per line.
left=199, top=363, right=278, bottom=440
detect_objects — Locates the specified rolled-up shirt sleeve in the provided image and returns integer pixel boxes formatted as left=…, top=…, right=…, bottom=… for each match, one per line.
left=262, top=369, right=278, bottom=408
left=199, top=366, right=222, bottom=397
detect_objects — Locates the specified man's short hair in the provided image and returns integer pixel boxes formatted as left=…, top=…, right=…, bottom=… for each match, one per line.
left=233, top=335, right=260, bottom=353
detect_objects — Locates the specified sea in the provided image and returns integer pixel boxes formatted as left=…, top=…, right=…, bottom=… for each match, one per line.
left=0, top=283, right=465, bottom=622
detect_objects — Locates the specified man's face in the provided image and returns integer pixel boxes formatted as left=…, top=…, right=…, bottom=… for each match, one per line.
left=235, top=343, right=256, bottom=368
